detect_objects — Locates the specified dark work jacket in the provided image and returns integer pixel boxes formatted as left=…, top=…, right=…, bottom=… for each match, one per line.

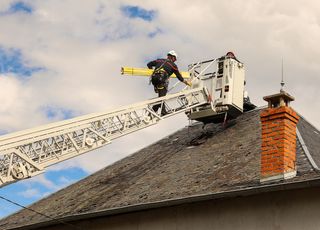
left=147, top=58, right=184, bottom=82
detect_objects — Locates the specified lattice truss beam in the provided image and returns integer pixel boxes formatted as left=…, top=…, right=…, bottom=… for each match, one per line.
left=0, top=88, right=209, bottom=187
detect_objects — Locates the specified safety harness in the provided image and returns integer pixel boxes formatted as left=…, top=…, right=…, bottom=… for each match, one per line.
left=150, top=60, right=169, bottom=90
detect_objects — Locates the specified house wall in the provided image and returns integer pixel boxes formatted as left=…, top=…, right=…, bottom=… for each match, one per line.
left=41, top=187, right=320, bottom=230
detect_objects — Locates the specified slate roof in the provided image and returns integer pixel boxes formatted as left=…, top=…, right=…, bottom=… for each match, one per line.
left=1, top=107, right=320, bottom=229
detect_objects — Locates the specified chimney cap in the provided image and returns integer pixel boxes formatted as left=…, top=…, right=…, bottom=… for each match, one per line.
left=263, top=90, right=295, bottom=108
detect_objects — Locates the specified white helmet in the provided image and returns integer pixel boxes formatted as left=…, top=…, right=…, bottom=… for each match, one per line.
left=167, top=50, right=178, bottom=59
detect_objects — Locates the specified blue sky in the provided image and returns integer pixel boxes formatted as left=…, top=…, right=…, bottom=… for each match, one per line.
left=121, top=5, right=156, bottom=21
left=9, top=2, right=33, bottom=14
left=0, top=168, right=87, bottom=218
left=0, top=47, right=43, bottom=77
left=0, top=1, right=33, bottom=15
left=42, top=106, right=75, bottom=120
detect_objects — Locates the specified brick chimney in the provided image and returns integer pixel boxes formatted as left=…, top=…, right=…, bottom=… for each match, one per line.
left=260, top=90, right=299, bottom=182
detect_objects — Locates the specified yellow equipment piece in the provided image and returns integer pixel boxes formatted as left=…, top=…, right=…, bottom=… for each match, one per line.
left=121, top=67, right=191, bottom=79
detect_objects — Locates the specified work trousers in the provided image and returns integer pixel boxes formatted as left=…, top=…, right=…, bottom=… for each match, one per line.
left=152, top=86, right=168, bottom=115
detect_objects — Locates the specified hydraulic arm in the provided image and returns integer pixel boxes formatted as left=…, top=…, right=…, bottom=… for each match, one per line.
left=0, top=88, right=209, bottom=187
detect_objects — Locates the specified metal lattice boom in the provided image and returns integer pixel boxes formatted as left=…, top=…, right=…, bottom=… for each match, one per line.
left=0, top=87, right=209, bottom=187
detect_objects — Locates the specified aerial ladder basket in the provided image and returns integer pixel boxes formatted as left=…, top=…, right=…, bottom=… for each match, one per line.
left=122, top=56, right=246, bottom=124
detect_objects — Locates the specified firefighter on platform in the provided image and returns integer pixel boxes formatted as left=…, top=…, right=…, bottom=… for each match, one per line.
left=147, top=50, right=191, bottom=115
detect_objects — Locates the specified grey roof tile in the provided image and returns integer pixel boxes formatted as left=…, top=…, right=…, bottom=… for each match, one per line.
left=0, top=108, right=319, bottom=229
left=297, top=117, right=320, bottom=168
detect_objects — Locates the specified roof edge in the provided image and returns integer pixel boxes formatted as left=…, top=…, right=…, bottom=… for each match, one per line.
left=9, top=176, right=320, bottom=230
left=296, top=110, right=320, bottom=133
left=296, top=128, right=320, bottom=171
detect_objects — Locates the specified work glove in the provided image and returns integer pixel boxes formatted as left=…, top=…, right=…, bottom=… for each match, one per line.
left=184, top=80, right=192, bottom=87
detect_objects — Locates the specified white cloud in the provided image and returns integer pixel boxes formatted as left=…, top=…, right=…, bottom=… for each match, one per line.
left=0, top=1, right=12, bottom=12
left=18, top=188, right=41, bottom=199
left=0, top=74, right=48, bottom=131
left=17, top=173, right=76, bottom=198
left=13, top=174, right=77, bottom=203
left=20, top=174, right=59, bottom=190
left=57, top=176, right=73, bottom=185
